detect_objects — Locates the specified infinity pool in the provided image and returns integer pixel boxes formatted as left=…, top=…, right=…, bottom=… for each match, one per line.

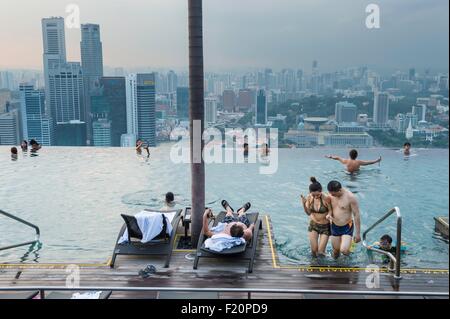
left=0, top=144, right=448, bottom=268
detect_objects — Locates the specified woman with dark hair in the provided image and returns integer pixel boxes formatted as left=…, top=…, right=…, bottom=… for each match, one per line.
left=300, top=177, right=332, bottom=257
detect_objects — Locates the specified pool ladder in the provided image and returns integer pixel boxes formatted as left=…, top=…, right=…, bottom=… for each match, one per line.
left=362, top=207, right=402, bottom=280
left=0, top=209, right=40, bottom=252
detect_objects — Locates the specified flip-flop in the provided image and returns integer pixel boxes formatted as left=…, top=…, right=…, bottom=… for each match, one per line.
left=237, top=202, right=251, bottom=214
left=221, top=200, right=234, bottom=212
left=138, top=264, right=156, bottom=278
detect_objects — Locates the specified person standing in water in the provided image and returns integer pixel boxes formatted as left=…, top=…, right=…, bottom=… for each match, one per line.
left=11, top=147, right=18, bottom=161
left=300, top=177, right=332, bottom=257
left=403, top=142, right=411, bottom=156
left=326, top=180, right=361, bottom=258
left=160, top=192, right=176, bottom=211
left=325, top=149, right=381, bottom=174
left=20, top=140, right=28, bottom=152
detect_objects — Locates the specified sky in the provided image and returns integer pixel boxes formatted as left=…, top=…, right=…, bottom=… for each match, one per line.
left=0, top=0, right=448, bottom=72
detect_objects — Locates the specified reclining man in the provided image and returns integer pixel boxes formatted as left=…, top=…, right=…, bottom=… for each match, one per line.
left=202, top=200, right=255, bottom=242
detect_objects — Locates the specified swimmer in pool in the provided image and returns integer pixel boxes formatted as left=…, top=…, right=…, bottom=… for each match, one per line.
left=300, top=177, right=332, bottom=257
left=326, top=180, right=362, bottom=259
left=325, top=149, right=381, bottom=174
left=11, top=147, right=18, bottom=161
left=136, top=139, right=143, bottom=155
left=403, top=142, right=411, bottom=156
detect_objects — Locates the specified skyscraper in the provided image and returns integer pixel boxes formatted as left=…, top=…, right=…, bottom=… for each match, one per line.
left=126, top=73, right=156, bottom=147
left=19, top=84, right=54, bottom=146
left=335, top=101, right=357, bottom=124
left=373, top=92, right=390, bottom=125
left=81, top=23, right=103, bottom=145
left=167, top=70, right=178, bottom=93
left=42, top=17, right=86, bottom=146
left=204, top=97, right=217, bottom=124
left=0, top=110, right=20, bottom=145
left=92, top=118, right=112, bottom=146
left=176, top=87, right=189, bottom=119
left=256, top=89, right=267, bottom=125
left=42, top=17, right=66, bottom=114
left=222, top=89, right=236, bottom=112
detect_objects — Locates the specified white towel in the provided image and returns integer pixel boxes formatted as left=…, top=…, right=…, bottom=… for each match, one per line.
left=71, top=291, right=103, bottom=299
left=118, top=211, right=175, bottom=244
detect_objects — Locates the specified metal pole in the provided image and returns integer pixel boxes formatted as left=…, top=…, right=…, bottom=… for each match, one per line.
left=188, top=0, right=205, bottom=248
left=395, top=215, right=402, bottom=280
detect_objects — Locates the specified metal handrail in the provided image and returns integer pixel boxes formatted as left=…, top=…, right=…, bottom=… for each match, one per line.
left=0, top=286, right=447, bottom=298
left=362, top=207, right=402, bottom=280
left=0, top=210, right=40, bottom=252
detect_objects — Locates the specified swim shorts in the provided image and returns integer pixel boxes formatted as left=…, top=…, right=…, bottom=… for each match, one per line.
left=223, top=215, right=251, bottom=227
left=331, top=221, right=354, bottom=237
left=308, top=221, right=331, bottom=236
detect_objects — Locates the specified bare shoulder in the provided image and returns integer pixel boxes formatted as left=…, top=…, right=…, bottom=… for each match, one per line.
left=346, top=190, right=359, bottom=203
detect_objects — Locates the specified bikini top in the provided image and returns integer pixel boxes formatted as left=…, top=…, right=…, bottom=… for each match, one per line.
left=310, top=197, right=329, bottom=215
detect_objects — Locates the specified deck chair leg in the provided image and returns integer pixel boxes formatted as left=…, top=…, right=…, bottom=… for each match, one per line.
left=193, top=254, right=200, bottom=270
left=110, top=251, right=117, bottom=268
left=248, top=219, right=262, bottom=273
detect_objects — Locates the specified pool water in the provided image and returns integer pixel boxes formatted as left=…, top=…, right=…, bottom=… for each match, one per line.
left=0, top=144, right=448, bottom=269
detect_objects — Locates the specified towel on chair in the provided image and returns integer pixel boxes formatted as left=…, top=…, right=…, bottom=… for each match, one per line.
left=118, top=211, right=175, bottom=244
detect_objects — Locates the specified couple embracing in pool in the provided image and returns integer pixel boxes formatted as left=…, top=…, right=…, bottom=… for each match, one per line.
left=301, top=178, right=361, bottom=259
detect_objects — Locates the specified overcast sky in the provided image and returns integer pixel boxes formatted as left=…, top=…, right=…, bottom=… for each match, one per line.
left=0, top=0, right=448, bottom=72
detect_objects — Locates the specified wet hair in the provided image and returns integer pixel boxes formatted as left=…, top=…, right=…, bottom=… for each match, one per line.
left=165, top=192, right=174, bottom=204
left=22, top=140, right=28, bottom=146
left=380, top=234, right=393, bottom=244
left=327, top=180, right=342, bottom=192
left=243, top=143, right=248, bottom=148
left=309, top=177, right=322, bottom=193
left=349, top=149, right=358, bottom=160
left=404, top=142, right=411, bottom=147
left=11, top=147, right=18, bottom=155
left=230, top=224, right=245, bottom=238
left=30, top=139, right=37, bottom=145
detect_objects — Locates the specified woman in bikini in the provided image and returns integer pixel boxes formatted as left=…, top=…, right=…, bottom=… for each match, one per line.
left=300, top=177, right=332, bottom=257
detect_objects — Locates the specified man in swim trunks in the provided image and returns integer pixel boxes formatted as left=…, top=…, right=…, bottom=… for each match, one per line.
left=202, top=200, right=255, bottom=242
left=403, top=142, right=411, bottom=156
left=325, top=149, right=381, bottom=174
left=326, top=180, right=361, bottom=258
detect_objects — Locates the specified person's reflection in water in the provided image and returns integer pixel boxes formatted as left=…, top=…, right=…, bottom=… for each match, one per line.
left=11, top=147, right=18, bottom=161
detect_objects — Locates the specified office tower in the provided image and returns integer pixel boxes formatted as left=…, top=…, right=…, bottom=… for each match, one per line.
left=48, top=62, right=84, bottom=124
left=0, top=110, right=20, bottom=145
left=406, top=112, right=418, bottom=128
left=222, top=89, right=236, bottom=112
left=439, top=75, right=449, bottom=91
left=395, top=114, right=407, bottom=133
left=176, top=87, right=189, bottom=119
left=90, top=77, right=127, bottom=146
left=19, top=84, right=54, bottom=146
left=409, top=68, right=416, bottom=81
left=126, top=73, right=156, bottom=147
left=42, top=17, right=67, bottom=114
left=335, top=101, right=357, bottom=124
left=0, top=71, right=15, bottom=90
left=237, top=89, right=255, bottom=112
left=0, top=89, right=11, bottom=113
left=167, top=70, right=178, bottom=93
left=204, top=97, right=217, bottom=124
left=296, top=69, right=304, bottom=91
left=92, top=118, right=112, bottom=146
left=81, top=23, right=104, bottom=144
left=256, top=89, right=267, bottom=125
left=373, top=92, right=390, bottom=125
left=55, top=121, right=87, bottom=146
left=412, top=105, right=426, bottom=122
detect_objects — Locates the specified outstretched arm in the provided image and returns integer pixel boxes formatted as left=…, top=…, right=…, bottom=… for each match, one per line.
left=243, top=224, right=254, bottom=241
left=358, top=156, right=382, bottom=166
left=202, top=209, right=214, bottom=238
left=325, top=155, right=346, bottom=164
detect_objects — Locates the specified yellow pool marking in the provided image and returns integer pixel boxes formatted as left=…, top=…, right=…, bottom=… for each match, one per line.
left=265, top=215, right=280, bottom=269
left=0, top=215, right=448, bottom=275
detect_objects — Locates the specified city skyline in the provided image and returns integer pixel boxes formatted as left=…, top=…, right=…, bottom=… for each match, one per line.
left=0, top=0, right=448, bottom=72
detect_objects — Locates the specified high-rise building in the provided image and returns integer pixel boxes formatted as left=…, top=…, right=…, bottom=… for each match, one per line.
left=42, top=17, right=67, bottom=114
left=81, top=23, right=104, bottom=144
left=256, top=89, right=267, bottom=125
left=237, top=89, right=255, bottom=112
left=204, top=97, right=217, bottom=124
left=92, top=118, right=112, bottom=146
left=373, top=92, right=390, bottom=125
left=412, top=105, right=426, bottom=122
left=0, top=89, right=12, bottom=113
left=167, top=70, right=178, bottom=93
left=222, top=89, right=236, bottom=112
left=335, top=101, right=357, bottom=124
left=19, top=84, right=54, bottom=146
left=48, top=62, right=84, bottom=124
left=0, top=110, right=20, bottom=145
left=55, top=121, right=87, bottom=146
left=176, top=87, right=189, bottom=119
left=409, top=68, right=416, bottom=81
left=0, top=72, right=15, bottom=90
left=126, top=73, right=156, bottom=147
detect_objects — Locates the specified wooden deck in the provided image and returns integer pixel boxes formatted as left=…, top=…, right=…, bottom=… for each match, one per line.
left=0, top=215, right=448, bottom=299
